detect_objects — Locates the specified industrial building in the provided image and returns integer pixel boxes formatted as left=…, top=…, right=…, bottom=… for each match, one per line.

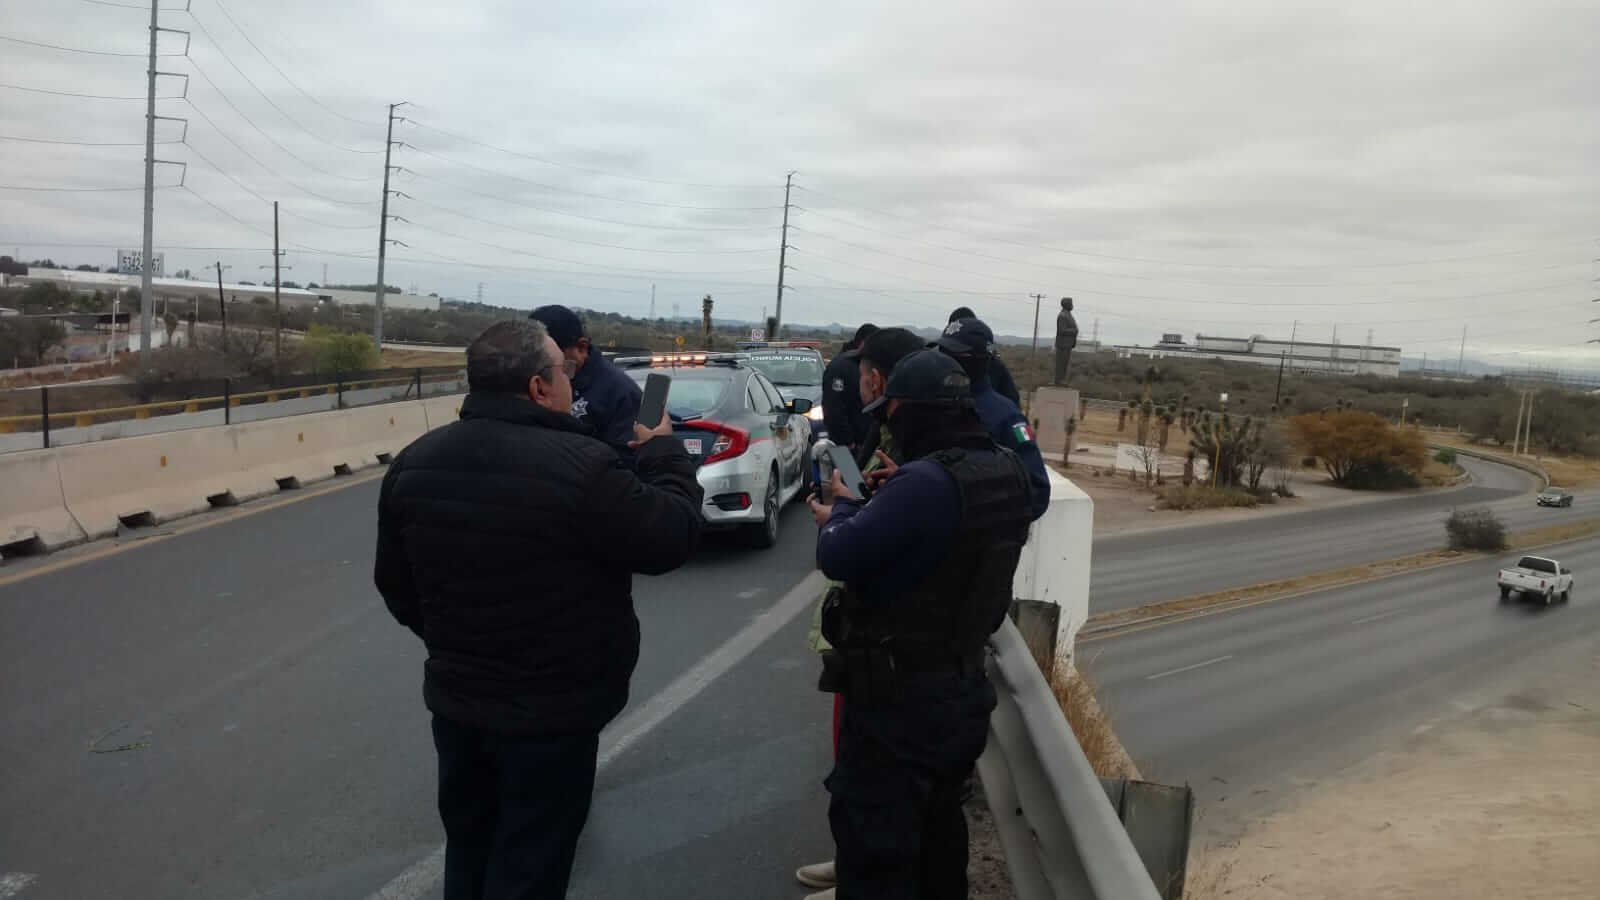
left=7, top=269, right=441, bottom=313
left=1113, top=332, right=1402, bottom=378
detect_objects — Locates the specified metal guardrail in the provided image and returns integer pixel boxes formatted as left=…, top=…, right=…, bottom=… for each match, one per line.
left=980, top=618, right=1165, bottom=900
left=0, top=370, right=464, bottom=435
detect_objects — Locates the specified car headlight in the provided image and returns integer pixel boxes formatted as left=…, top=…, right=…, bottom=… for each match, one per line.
left=806, top=404, right=824, bottom=421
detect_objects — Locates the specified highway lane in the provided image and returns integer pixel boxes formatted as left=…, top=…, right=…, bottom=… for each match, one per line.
left=0, top=474, right=830, bottom=900
left=1088, top=535, right=1600, bottom=841
left=1090, top=454, right=1593, bottom=613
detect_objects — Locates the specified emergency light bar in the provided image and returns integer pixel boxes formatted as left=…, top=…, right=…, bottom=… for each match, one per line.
left=651, top=352, right=710, bottom=366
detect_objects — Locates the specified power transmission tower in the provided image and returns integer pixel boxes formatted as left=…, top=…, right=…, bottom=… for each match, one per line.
left=139, top=0, right=188, bottom=367
left=373, top=101, right=409, bottom=348
left=773, top=171, right=795, bottom=338
left=1457, top=325, right=1467, bottom=375
left=1029, top=293, right=1045, bottom=369
left=475, top=282, right=483, bottom=304
left=649, top=283, right=656, bottom=320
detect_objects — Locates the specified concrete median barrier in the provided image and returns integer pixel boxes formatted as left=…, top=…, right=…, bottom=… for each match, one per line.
left=232, top=402, right=428, bottom=489
left=0, top=451, right=87, bottom=553
left=421, top=395, right=463, bottom=431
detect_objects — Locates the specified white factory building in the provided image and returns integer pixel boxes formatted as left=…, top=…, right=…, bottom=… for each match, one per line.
left=1113, top=332, right=1402, bottom=378
left=8, top=269, right=441, bottom=313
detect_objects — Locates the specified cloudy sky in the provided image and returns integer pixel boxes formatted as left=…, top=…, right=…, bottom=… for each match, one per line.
left=2, top=0, right=1597, bottom=369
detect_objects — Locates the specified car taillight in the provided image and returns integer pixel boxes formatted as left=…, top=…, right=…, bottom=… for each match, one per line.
left=701, top=420, right=750, bottom=464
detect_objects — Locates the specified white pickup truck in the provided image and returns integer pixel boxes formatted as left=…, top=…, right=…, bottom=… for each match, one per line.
left=1497, top=556, right=1573, bottom=605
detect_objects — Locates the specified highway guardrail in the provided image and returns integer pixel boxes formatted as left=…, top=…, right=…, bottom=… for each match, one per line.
left=980, top=618, right=1169, bottom=900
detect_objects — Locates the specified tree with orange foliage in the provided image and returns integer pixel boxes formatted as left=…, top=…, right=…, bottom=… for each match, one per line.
left=1288, top=409, right=1427, bottom=489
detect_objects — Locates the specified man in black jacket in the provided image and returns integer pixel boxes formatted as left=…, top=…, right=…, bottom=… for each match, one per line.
left=946, top=307, right=1020, bottom=406
left=375, top=319, right=703, bottom=900
left=529, top=304, right=643, bottom=453
left=821, top=323, right=878, bottom=452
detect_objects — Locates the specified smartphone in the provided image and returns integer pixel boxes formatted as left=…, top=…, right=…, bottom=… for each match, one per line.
left=828, top=443, right=871, bottom=500
left=637, top=373, right=670, bottom=427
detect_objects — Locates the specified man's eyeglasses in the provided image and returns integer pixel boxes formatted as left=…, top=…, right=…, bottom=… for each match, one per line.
left=540, top=359, right=578, bottom=379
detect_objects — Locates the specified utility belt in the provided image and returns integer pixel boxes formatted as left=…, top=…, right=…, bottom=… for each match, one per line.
left=818, top=586, right=984, bottom=700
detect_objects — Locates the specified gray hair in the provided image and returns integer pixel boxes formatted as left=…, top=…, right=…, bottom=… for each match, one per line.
left=467, top=319, right=557, bottom=393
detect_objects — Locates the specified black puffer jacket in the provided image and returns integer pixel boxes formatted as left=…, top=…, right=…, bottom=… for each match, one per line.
left=375, top=390, right=703, bottom=735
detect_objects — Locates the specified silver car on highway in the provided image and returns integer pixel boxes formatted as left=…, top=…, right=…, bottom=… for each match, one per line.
left=620, top=353, right=813, bottom=548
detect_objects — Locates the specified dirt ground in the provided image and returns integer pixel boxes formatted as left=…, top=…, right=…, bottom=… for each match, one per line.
left=379, top=347, right=465, bottom=368
left=1196, top=648, right=1600, bottom=899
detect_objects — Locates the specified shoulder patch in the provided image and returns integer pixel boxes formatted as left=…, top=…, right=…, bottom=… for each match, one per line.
left=830, top=377, right=845, bottom=393
left=1010, top=421, right=1035, bottom=444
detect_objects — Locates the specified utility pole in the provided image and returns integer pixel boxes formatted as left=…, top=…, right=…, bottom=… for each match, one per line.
left=1458, top=325, right=1467, bottom=375
left=1274, top=350, right=1287, bottom=408
left=322, top=262, right=328, bottom=286
left=261, top=201, right=289, bottom=374
left=137, top=0, right=187, bottom=367
left=475, top=282, right=483, bottom=305
left=214, top=261, right=231, bottom=361
left=773, top=171, right=795, bottom=338
left=1030, top=293, right=1045, bottom=369
left=374, top=101, right=408, bottom=348
left=649, top=283, right=656, bottom=321
left=1522, top=390, right=1535, bottom=455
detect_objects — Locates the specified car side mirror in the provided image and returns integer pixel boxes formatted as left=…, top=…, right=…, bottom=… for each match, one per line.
left=787, top=398, right=814, bottom=415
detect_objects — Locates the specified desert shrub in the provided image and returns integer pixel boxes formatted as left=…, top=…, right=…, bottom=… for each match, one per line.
left=1433, top=447, right=1458, bottom=466
left=1159, top=484, right=1259, bottom=510
left=1445, top=507, right=1507, bottom=551
left=1289, top=409, right=1427, bottom=490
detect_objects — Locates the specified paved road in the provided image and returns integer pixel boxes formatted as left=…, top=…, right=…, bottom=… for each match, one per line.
left=1089, top=534, right=1600, bottom=841
left=1091, top=454, right=1591, bottom=613
left=0, top=451, right=1587, bottom=898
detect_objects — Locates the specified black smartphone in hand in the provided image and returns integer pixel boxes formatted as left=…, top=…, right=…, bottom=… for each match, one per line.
left=637, top=373, right=670, bottom=428
left=828, top=443, right=870, bottom=500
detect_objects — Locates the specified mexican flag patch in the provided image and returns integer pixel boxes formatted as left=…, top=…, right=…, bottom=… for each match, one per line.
left=1011, top=422, right=1035, bottom=444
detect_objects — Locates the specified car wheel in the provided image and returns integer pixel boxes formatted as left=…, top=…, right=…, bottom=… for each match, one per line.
left=1561, top=587, right=1571, bottom=604
left=747, top=469, right=780, bottom=549
left=1544, top=589, right=1553, bottom=606
left=1499, top=585, right=1511, bottom=602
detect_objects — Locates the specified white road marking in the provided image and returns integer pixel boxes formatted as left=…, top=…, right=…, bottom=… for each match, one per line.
left=367, top=570, right=828, bottom=900
left=1145, top=655, right=1234, bottom=681
left=1351, top=609, right=1403, bottom=626
left=0, top=873, right=37, bottom=898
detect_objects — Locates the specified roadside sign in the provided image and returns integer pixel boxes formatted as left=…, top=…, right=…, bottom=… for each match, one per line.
left=674, top=335, right=685, bottom=347
left=750, top=328, right=765, bottom=341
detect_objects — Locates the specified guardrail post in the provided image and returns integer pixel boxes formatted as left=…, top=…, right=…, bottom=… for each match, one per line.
left=337, top=374, right=345, bottom=409
left=414, top=367, right=422, bottom=398
left=41, top=385, right=50, bottom=449
left=224, top=378, right=231, bottom=425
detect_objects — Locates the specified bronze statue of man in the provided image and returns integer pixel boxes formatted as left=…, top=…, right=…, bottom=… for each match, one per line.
left=1053, top=297, right=1079, bottom=385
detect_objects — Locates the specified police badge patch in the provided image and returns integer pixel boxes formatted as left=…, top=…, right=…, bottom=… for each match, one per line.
left=831, top=377, right=844, bottom=393
left=570, top=397, right=590, bottom=419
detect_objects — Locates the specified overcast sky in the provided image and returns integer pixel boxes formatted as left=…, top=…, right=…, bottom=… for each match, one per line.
left=2, top=0, right=1596, bottom=369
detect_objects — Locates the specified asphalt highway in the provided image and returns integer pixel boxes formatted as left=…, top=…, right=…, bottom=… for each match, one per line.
left=0, top=451, right=1586, bottom=897
left=1089, top=535, right=1600, bottom=840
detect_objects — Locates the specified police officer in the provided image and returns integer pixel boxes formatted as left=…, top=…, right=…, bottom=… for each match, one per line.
left=808, top=350, right=1032, bottom=900
left=528, top=305, right=642, bottom=452
left=936, top=317, right=1051, bottom=521
left=821, top=323, right=879, bottom=452
left=946, top=307, right=1020, bottom=406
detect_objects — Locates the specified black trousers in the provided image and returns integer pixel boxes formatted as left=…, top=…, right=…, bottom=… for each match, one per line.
left=826, top=669, right=996, bottom=900
left=431, top=715, right=599, bottom=900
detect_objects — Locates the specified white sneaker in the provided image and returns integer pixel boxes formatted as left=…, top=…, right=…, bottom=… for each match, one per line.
left=803, top=889, right=835, bottom=900
left=795, top=860, right=837, bottom=889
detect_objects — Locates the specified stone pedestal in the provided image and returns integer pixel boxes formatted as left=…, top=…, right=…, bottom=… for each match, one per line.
left=1029, top=385, right=1080, bottom=458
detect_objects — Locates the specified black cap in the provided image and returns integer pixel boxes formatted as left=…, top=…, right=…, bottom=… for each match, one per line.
left=863, top=349, right=970, bottom=413
left=529, top=305, right=585, bottom=350
left=934, top=317, right=994, bottom=356
left=948, top=306, right=976, bottom=323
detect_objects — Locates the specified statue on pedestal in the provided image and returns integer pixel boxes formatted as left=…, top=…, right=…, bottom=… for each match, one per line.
left=1053, top=297, right=1079, bottom=385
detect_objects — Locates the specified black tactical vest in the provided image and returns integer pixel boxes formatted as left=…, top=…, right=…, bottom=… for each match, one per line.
left=823, top=445, right=1033, bottom=662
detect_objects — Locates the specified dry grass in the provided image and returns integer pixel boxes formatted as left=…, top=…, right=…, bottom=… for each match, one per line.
left=1419, top=457, right=1466, bottom=487
left=1047, top=663, right=1141, bottom=779
left=1183, top=848, right=1239, bottom=899
left=1509, top=516, right=1600, bottom=550
left=380, top=347, right=465, bottom=369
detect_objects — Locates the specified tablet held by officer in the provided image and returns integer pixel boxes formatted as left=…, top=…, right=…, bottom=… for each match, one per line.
left=808, top=350, right=1032, bottom=899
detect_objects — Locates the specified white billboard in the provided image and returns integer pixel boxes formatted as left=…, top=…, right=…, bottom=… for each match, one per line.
left=116, top=249, right=164, bottom=277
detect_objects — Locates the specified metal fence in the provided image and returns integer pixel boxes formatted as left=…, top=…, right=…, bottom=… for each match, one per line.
left=0, top=365, right=466, bottom=453
left=980, top=619, right=1180, bottom=900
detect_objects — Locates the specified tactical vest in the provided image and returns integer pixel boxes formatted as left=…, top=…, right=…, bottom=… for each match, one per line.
left=822, top=445, right=1033, bottom=669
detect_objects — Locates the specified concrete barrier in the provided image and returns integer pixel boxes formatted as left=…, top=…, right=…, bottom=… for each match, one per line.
left=53, top=401, right=433, bottom=539
left=1013, top=469, right=1094, bottom=671
left=421, top=395, right=463, bottom=431
left=0, top=451, right=87, bottom=552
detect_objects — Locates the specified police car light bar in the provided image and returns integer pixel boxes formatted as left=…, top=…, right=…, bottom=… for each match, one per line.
left=651, top=353, right=710, bottom=366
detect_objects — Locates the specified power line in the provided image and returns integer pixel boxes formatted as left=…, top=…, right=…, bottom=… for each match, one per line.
left=181, top=96, right=378, bottom=208
left=80, top=0, right=148, bottom=8
left=398, top=217, right=775, bottom=278
left=0, top=82, right=155, bottom=101
left=794, top=205, right=1590, bottom=289
left=0, top=133, right=177, bottom=147
left=207, top=0, right=386, bottom=128
left=400, top=194, right=771, bottom=255
left=0, top=183, right=147, bottom=192
left=182, top=5, right=384, bottom=155
left=403, top=144, right=784, bottom=212
left=180, top=138, right=376, bottom=231
left=402, top=171, right=775, bottom=233
left=792, top=184, right=1595, bottom=273
left=176, top=183, right=369, bottom=257
left=404, top=120, right=778, bottom=190
left=0, top=33, right=181, bottom=57
left=183, top=52, right=378, bottom=183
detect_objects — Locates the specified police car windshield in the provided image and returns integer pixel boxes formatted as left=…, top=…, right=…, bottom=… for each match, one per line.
left=746, top=354, right=823, bottom=387
left=625, top=369, right=731, bottom=416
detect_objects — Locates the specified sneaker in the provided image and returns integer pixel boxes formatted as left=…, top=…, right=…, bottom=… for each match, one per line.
left=795, top=860, right=836, bottom=889
left=803, top=889, right=835, bottom=900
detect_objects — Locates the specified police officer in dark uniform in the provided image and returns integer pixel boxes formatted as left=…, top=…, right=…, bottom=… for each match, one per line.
left=808, top=350, right=1032, bottom=899
left=529, top=305, right=641, bottom=452
left=946, top=307, right=1019, bottom=406
left=936, top=316, right=1051, bottom=521
left=821, top=323, right=879, bottom=452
